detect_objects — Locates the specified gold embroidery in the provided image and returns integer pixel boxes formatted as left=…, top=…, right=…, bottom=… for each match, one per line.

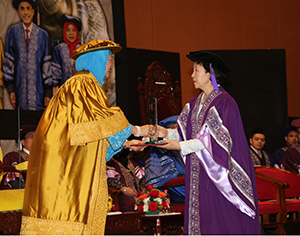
left=72, top=40, right=122, bottom=59
left=21, top=216, right=85, bottom=235
left=85, top=140, right=109, bottom=235
left=69, top=111, right=129, bottom=146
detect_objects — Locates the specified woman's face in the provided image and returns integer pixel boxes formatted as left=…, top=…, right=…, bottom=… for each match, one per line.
left=65, top=24, right=77, bottom=43
left=191, top=62, right=211, bottom=90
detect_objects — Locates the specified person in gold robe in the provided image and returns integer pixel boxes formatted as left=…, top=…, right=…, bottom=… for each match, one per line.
left=20, top=40, right=147, bottom=235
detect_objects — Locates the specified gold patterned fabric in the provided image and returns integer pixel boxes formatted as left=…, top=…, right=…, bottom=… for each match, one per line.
left=72, top=40, right=122, bottom=59
left=20, top=72, right=129, bottom=235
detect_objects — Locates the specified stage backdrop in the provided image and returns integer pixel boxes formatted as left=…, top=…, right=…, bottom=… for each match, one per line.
left=0, top=0, right=118, bottom=107
left=0, top=0, right=126, bottom=155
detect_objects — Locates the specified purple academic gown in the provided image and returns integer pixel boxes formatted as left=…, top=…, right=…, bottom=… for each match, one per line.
left=178, top=87, right=260, bottom=235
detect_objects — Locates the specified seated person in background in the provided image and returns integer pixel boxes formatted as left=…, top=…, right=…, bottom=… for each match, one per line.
left=271, top=126, right=298, bottom=169
left=145, top=115, right=185, bottom=203
left=106, top=148, right=145, bottom=212
left=106, top=166, right=137, bottom=208
left=282, top=118, right=300, bottom=173
left=249, top=127, right=271, bottom=166
left=2, top=125, right=36, bottom=188
left=129, top=150, right=145, bottom=170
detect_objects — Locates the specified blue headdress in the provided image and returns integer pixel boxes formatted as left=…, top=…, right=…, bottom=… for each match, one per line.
left=75, top=49, right=111, bottom=86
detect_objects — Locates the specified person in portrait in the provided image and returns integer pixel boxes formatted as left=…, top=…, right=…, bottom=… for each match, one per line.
left=3, top=0, right=52, bottom=110
left=52, top=15, right=82, bottom=87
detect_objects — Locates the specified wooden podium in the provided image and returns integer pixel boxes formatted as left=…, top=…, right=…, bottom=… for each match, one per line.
left=105, top=211, right=144, bottom=235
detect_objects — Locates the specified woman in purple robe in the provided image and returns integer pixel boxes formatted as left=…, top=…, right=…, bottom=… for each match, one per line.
left=156, top=51, right=261, bottom=235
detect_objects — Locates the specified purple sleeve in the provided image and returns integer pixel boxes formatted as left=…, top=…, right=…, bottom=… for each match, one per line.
left=3, top=152, right=19, bottom=166
left=282, top=147, right=300, bottom=173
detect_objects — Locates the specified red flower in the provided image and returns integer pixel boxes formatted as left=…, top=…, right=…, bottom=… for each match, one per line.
left=161, top=201, right=168, bottom=211
left=138, top=203, right=144, bottom=211
left=138, top=193, right=148, bottom=200
left=149, top=202, right=158, bottom=212
left=159, top=191, right=167, bottom=198
left=137, top=191, right=143, bottom=197
left=146, top=184, right=154, bottom=191
left=149, top=189, right=159, bottom=198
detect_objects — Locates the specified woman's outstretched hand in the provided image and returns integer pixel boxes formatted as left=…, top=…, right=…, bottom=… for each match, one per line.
left=126, top=139, right=146, bottom=152
left=121, top=186, right=137, bottom=198
left=148, top=125, right=168, bottom=139
left=161, top=139, right=181, bottom=151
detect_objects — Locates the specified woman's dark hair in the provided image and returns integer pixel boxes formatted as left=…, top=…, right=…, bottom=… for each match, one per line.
left=195, top=61, right=224, bottom=85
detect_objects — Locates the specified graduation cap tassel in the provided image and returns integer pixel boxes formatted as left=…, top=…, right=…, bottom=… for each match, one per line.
left=210, top=63, right=219, bottom=90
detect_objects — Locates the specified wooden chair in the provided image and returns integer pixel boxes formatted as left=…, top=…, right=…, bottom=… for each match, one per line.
left=255, top=166, right=300, bottom=227
left=137, top=61, right=182, bottom=124
left=255, top=171, right=288, bottom=234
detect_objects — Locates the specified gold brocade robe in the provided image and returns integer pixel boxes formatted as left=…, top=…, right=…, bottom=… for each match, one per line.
left=20, top=72, right=130, bottom=235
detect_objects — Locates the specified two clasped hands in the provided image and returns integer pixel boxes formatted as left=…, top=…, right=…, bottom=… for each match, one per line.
left=123, top=124, right=181, bottom=152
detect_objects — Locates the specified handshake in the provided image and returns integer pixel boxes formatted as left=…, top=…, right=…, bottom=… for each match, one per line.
left=122, top=124, right=168, bottom=152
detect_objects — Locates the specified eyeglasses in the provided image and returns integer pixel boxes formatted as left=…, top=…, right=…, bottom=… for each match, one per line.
left=24, top=134, right=34, bottom=139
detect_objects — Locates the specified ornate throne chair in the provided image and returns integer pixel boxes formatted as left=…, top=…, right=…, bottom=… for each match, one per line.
left=137, top=61, right=182, bottom=125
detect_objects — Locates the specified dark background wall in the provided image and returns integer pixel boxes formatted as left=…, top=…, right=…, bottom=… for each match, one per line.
left=123, top=0, right=300, bottom=118
left=114, top=1, right=289, bottom=154
left=212, top=49, right=287, bottom=153
left=120, top=48, right=180, bottom=126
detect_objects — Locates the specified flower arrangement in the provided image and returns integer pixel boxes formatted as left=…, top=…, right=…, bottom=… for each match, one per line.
left=135, top=184, right=171, bottom=215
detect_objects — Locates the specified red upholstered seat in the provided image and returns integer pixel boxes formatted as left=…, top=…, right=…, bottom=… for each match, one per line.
left=160, top=176, right=185, bottom=188
left=255, top=166, right=300, bottom=199
left=286, top=199, right=300, bottom=212
left=258, top=201, right=281, bottom=215
left=255, top=166, right=300, bottom=229
left=255, top=172, right=287, bottom=234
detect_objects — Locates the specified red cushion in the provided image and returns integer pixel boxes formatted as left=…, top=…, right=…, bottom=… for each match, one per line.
left=258, top=201, right=281, bottom=215
left=286, top=199, right=300, bottom=212
left=163, top=177, right=185, bottom=187
left=255, top=167, right=300, bottom=198
left=255, top=176, right=277, bottom=200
